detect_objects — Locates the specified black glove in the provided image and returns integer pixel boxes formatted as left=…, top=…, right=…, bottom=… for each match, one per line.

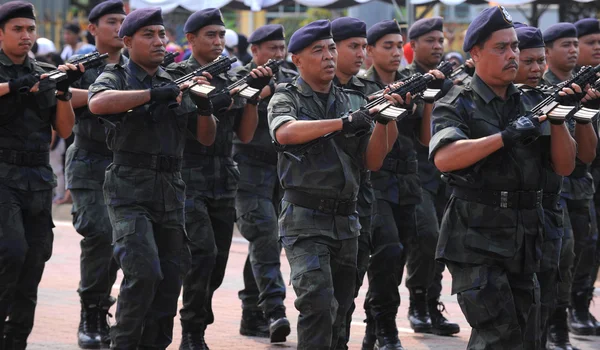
left=190, top=92, right=213, bottom=116
left=464, top=64, right=475, bottom=77
left=247, top=73, right=271, bottom=90
left=8, top=73, right=38, bottom=94
left=427, top=77, right=444, bottom=90
left=374, top=114, right=391, bottom=125
left=501, top=116, right=541, bottom=148
left=342, top=109, right=372, bottom=136
left=56, top=78, right=70, bottom=94
left=65, top=67, right=85, bottom=85
left=555, top=90, right=586, bottom=106
left=150, top=82, right=180, bottom=103
left=211, top=92, right=233, bottom=113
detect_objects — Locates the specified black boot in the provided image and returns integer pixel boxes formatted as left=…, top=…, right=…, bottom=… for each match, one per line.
left=428, top=299, right=460, bottom=336
left=408, top=288, right=431, bottom=333
left=78, top=301, right=101, bottom=349
left=568, top=292, right=595, bottom=336
left=180, top=329, right=209, bottom=350
left=361, top=315, right=376, bottom=350
left=3, top=334, right=26, bottom=350
left=374, top=319, right=404, bottom=350
left=97, top=297, right=115, bottom=348
left=548, top=308, right=575, bottom=350
left=239, top=309, right=269, bottom=338
left=266, top=307, right=290, bottom=343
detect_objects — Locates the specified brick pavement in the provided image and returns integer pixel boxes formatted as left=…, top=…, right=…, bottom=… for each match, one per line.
left=24, top=205, right=600, bottom=349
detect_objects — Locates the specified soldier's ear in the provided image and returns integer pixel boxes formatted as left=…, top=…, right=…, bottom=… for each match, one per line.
left=470, top=46, right=480, bottom=64
left=291, top=53, right=300, bottom=69
left=123, top=36, right=132, bottom=49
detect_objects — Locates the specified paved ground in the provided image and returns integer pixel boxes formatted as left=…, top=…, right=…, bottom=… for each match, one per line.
left=24, top=204, right=600, bottom=349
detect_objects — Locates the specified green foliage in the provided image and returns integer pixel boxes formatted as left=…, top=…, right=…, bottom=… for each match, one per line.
left=271, top=8, right=345, bottom=43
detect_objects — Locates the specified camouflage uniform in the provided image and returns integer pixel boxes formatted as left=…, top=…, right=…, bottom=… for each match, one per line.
left=360, top=66, right=421, bottom=333
left=234, top=62, right=296, bottom=317
left=430, top=74, right=543, bottom=349
left=267, top=77, right=368, bottom=350
left=88, top=60, right=195, bottom=348
left=65, top=53, right=127, bottom=309
left=166, top=56, right=245, bottom=333
left=0, top=52, right=57, bottom=343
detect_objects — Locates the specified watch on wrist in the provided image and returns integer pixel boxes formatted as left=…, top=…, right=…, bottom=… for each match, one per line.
left=56, top=90, right=72, bottom=101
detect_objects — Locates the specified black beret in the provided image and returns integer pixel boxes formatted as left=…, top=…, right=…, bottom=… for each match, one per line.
left=331, top=17, right=366, bottom=42
left=288, top=20, right=332, bottom=54
left=463, top=6, right=514, bottom=52
left=408, top=16, right=443, bottom=40
left=542, top=23, right=577, bottom=44
left=367, top=20, right=401, bottom=46
left=88, top=0, right=126, bottom=23
left=248, top=24, right=285, bottom=44
left=118, top=7, right=163, bottom=38
left=517, top=26, right=544, bottom=50
left=574, top=18, right=600, bottom=38
left=513, top=22, right=528, bottom=29
left=183, top=8, right=224, bottom=34
left=0, top=1, right=35, bottom=24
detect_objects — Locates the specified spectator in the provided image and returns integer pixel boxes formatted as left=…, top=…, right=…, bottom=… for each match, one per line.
left=61, top=22, right=83, bottom=61
left=236, top=34, right=252, bottom=65
left=224, top=28, right=242, bottom=68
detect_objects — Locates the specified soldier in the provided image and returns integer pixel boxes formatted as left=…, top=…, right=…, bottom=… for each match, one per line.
left=267, top=19, right=404, bottom=350
left=330, top=16, right=385, bottom=350
left=430, top=6, right=577, bottom=349
left=402, top=16, right=459, bottom=337
left=167, top=8, right=272, bottom=350
left=87, top=7, right=216, bottom=349
left=0, top=1, right=80, bottom=348
left=233, top=23, right=295, bottom=342
left=543, top=22, right=600, bottom=341
left=62, top=1, right=127, bottom=347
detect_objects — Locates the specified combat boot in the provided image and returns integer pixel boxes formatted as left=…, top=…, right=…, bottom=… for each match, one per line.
left=239, top=309, right=269, bottom=338
left=428, top=299, right=460, bottom=336
left=548, top=308, right=575, bottom=350
left=568, top=292, right=595, bottom=336
left=407, top=288, right=431, bottom=333
left=78, top=301, right=101, bottom=349
left=586, top=289, right=600, bottom=335
left=3, top=334, right=26, bottom=350
left=180, top=329, right=209, bottom=350
left=361, top=315, right=376, bottom=350
left=374, top=319, right=404, bottom=350
left=97, top=297, right=115, bottom=348
left=266, top=306, right=290, bottom=343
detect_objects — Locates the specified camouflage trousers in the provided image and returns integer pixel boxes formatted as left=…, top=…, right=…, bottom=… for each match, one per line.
left=71, top=189, right=118, bottom=305
left=364, top=200, right=415, bottom=321
left=107, top=204, right=190, bottom=349
left=180, top=196, right=235, bottom=332
left=0, top=185, right=54, bottom=342
left=447, top=262, right=540, bottom=350
left=589, top=201, right=600, bottom=304
left=283, top=235, right=357, bottom=350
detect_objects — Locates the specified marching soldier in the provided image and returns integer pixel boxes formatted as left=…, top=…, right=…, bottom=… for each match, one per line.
left=87, top=7, right=216, bottom=349
left=430, top=6, right=576, bottom=349
left=62, top=1, right=127, bottom=347
left=233, top=23, right=295, bottom=342
left=167, top=8, right=272, bottom=349
left=542, top=23, right=579, bottom=86
left=0, top=1, right=79, bottom=348
left=267, top=19, right=403, bottom=350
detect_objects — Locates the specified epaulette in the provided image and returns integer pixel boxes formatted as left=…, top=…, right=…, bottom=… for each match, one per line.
left=103, top=63, right=124, bottom=72
left=437, top=84, right=463, bottom=104
left=274, top=81, right=295, bottom=93
left=34, top=60, right=56, bottom=72
left=341, top=87, right=366, bottom=99
left=280, top=67, right=298, bottom=76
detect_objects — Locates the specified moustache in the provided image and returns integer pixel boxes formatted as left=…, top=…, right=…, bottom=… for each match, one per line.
left=503, top=61, right=518, bottom=70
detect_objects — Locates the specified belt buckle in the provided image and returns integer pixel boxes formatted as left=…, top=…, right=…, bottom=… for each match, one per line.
left=500, top=191, right=509, bottom=208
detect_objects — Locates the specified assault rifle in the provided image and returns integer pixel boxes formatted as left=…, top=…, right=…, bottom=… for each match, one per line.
left=218, top=59, right=283, bottom=99
left=35, top=52, right=109, bottom=92
left=161, top=51, right=180, bottom=67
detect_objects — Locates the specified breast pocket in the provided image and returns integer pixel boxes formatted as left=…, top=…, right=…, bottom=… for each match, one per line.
left=469, top=115, right=502, bottom=139
left=465, top=202, right=518, bottom=259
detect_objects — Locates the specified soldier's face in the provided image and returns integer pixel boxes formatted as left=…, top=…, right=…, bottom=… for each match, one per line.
left=0, top=18, right=36, bottom=58
left=545, top=37, right=578, bottom=72
left=252, top=40, right=286, bottom=67
left=125, top=25, right=167, bottom=67
left=90, top=14, right=126, bottom=51
left=577, top=33, right=600, bottom=67
left=515, top=47, right=546, bottom=87
left=63, top=29, right=79, bottom=46
left=293, top=38, right=337, bottom=84
left=187, top=25, right=225, bottom=63
left=367, top=34, right=403, bottom=74
left=411, top=30, right=444, bottom=68
left=336, top=37, right=367, bottom=77
left=471, top=28, right=519, bottom=86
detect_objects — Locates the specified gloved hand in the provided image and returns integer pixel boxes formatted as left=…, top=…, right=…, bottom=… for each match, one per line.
left=190, top=92, right=213, bottom=116
left=342, top=109, right=372, bottom=136
left=211, top=92, right=233, bottom=113
left=248, top=74, right=271, bottom=90
left=8, top=73, right=38, bottom=94
left=65, top=67, right=84, bottom=85
left=150, top=82, right=180, bottom=104
left=501, top=116, right=541, bottom=148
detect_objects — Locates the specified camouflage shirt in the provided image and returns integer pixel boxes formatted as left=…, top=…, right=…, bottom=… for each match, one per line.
left=429, top=74, right=546, bottom=273
left=268, top=77, right=369, bottom=240
left=167, top=56, right=244, bottom=199
left=0, top=50, right=58, bottom=191
left=88, top=60, right=197, bottom=211
left=361, top=65, right=421, bottom=205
